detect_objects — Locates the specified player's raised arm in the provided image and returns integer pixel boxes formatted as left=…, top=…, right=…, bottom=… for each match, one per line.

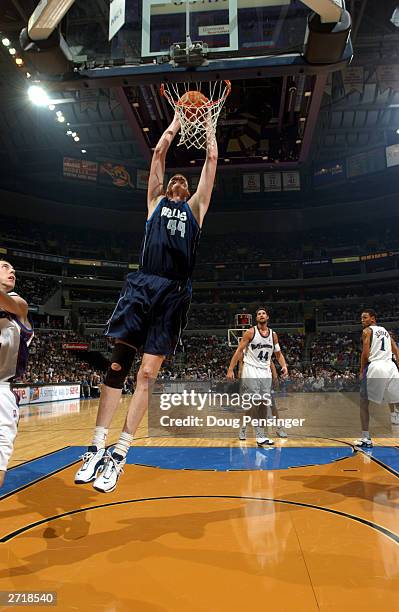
left=188, top=122, right=218, bottom=227
left=273, top=331, right=288, bottom=377
left=360, top=327, right=371, bottom=377
left=0, top=290, right=28, bottom=320
left=147, top=115, right=180, bottom=214
left=227, top=329, right=253, bottom=380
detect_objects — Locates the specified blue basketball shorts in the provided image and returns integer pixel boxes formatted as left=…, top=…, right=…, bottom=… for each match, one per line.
left=105, top=271, right=192, bottom=356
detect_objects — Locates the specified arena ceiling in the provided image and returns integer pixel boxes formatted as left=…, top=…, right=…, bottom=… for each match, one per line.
left=0, top=1, right=399, bottom=204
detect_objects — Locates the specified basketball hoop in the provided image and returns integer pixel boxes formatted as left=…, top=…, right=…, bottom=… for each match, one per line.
left=160, top=80, right=231, bottom=150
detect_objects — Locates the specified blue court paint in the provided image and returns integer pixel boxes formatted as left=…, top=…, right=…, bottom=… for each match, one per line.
left=0, top=447, right=85, bottom=499
left=2, top=447, right=397, bottom=499
left=126, top=446, right=354, bottom=471
left=371, top=447, right=399, bottom=474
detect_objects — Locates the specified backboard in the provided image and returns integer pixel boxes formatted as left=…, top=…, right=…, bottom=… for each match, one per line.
left=63, top=0, right=349, bottom=76
left=228, top=329, right=246, bottom=347
left=141, top=0, right=307, bottom=59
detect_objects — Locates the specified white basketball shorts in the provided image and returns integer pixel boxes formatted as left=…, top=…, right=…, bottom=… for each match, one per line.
left=0, top=383, right=19, bottom=472
left=241, top=363, right=272, bottom=397
left=363, top=361, right=399, bottom=405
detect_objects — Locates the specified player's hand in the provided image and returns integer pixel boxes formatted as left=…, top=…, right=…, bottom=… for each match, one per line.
left=226, top=369, right=235, bottom=381
left=281, top=366, right=288, bottom=378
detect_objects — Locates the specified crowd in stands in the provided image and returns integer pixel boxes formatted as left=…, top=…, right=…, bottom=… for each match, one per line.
left=184, top=304, right=302, bottom=329
left=0, top=215, right=137, bottom=262
left=321, top=298, right=399, bottom=323
left=79, top=307, right=113, bottom=325
left=287, top=368, right=358, bottom=392
left=2, top=214, right=399, bottom=265
left=15, top=329, right=365, bottom=395
left=16, top=274, right=59, bottom=305
left=309, top=333, right=359, bottom=369
left=20, top=331, right=93, bottom=386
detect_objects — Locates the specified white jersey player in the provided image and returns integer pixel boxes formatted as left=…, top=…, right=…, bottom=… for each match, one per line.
left=0, top=260, right=33, bottom=488
left=227, top=308, right=288, bottom=446
left=355, top=309, right=399, bottom=448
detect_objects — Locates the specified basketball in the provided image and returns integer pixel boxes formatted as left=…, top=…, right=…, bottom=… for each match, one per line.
left=178, top=90, right=209, bottom=121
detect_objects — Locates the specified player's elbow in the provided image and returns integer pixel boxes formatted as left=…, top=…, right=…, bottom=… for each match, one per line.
left=206, top=152, right=218, bottom=164
left=154, top=144, right=167, bottom=158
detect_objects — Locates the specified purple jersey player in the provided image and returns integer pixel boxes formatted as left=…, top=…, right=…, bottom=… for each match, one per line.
left=0, top=260, right=33, bottom=488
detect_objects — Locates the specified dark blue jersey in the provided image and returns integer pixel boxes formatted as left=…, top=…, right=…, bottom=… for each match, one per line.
left=140, top=197, right=201, bottom=281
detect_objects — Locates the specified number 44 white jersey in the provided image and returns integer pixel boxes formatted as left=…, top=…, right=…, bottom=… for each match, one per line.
left=368, top=325, right=392, bottom=363
left=243, top=326, right=275, bottom=370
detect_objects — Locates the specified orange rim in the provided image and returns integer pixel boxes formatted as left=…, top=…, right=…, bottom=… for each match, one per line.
left=160, top=80, right=231, bottom=108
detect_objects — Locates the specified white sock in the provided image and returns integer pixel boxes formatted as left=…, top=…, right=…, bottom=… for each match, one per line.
left=91, top=426, right=108, bottom=450
left=113, top=432, right=133, bottom=460
left=361, top=430, right=370, bottom=439
left=255, top=427, right=265, bottom=438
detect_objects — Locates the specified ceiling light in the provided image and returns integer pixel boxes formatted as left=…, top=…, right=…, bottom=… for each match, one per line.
left=74, top=136, right=80, bottom=142
left=48, top=104, right=55, bottom=110
left=66, top=130, right=72, bottom=135
left=81, top=149, right=87, bottom=153
left=26, top=72, right=31, bottom=78
left=142, top=127, right=149, bottom=132
left=8, top=48, right=16, bottom=55
left=224, top=158, right=230, bottom=162
left=190, top=160, right=195, bottom=164
left=28, top=85, right=50, bottom=106
left=56, top=110, right=63, bottom=117
left=304, top=91, right=312, bottom=97
left=1, top=38, right=10, bottom=47
left=71, top=132, right=77, bottom=137
left=15, top=58, right=24, bottom=66
left=57, top=115, right=65, bottom=123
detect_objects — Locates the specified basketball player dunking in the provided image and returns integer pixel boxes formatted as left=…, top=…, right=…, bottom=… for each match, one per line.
left=356, top=309, right=399, bottom=448
left=0, top=260, right=33, bottom=488
left=227, top=308, right=288, bottom=446
left=75, top=114, right=218, bottom=492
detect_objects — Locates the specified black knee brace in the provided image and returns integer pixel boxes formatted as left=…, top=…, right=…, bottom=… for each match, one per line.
left=104, top=343, right=136, bottom=389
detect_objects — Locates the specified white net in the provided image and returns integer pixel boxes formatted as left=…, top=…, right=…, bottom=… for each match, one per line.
left=160, top=80, right=231, bottom=150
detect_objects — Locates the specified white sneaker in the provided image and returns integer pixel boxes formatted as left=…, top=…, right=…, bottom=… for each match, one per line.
left=93, top=451, right=125, bottom=493
left=256, top=436, right=274, bottom=446
left=354, top=438, right=373, bottom=449
left=391, top=412, right=399, bottom=425
left=239, top=426, right=247, bottom=441
left=277, top=428, right=287, bottom=438
left=75, top=447, right=106, bottom=484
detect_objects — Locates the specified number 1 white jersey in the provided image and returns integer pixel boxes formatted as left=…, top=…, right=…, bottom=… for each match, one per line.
left=243, top=326, right=274, bottom=370
left=368, top=325, right=392, bottom=363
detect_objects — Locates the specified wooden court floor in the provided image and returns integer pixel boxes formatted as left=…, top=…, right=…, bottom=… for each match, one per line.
left=0, top=396, right=398, bottom=611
